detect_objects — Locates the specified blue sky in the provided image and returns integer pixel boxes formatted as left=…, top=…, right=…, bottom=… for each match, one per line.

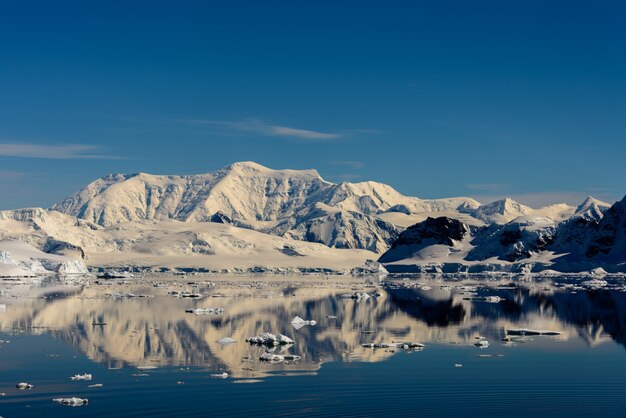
left=1, top=0, right=625, bottom=209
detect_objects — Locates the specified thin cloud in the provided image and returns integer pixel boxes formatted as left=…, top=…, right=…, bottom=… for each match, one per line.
left=180, top=118, right=349, bottom=140
left=330, top=174, right=363, bottom=182
left=0, top=143, right=118, bottom=159
left=329, top=160, right=365, bottom=169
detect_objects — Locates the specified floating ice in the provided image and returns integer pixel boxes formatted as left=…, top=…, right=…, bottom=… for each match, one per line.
left=260, top=352, right=301, bottom=363
left=185, top=307, right=223, bottom=315
left=170, top=291, right=203, bottom=298
left=217, top=337, right=237, bottom=345
left=340, top=292, right=375, bottom=301
left=474, top=339, right=489, bottom=348
left=291, top=316, right=317, bottom=330
left=70, top=373, right=92, bottom=381
left=53, top=397, right=89, bottom=406
left=361, top=342, right=424, bottom=350
left=246, top=332, right=294, bottom=346
left=210, top=372, right=229, bottom=379
left=506, top=329, right=562, bottom=336
left=16, top=382, right=33, bottom=390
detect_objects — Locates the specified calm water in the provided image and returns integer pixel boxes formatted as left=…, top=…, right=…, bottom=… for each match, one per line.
left=1, top=274, right=626, bottom=417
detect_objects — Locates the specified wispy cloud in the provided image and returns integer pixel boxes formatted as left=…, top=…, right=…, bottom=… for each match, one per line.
left=0, top=143, right=117, bottom=159
left=330, top=174, right=363, bottom=182
left=179, top=118, right=360, bottom=141
left=329, top=160, right=365, bottom=169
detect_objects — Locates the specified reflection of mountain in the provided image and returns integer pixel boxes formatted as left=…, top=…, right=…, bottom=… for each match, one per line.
left=1, top=278, right=626, bottom=379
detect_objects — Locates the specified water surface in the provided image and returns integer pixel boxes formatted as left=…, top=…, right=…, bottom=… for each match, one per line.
left=1, top=274, right=625, bottom=417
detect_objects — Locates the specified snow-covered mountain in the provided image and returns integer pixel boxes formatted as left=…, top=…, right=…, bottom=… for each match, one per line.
left=378, top=195, right=625, bottom=273
left=52, top=161, right=481, bottom=252
left=0, top=161, right=621, bottom=274
left=461, top=197, right=578, bottom=224
left=51, top=161, right=603, bottom=253
left=0, top=238, right=89, bottom=277
left=0, top=207, right=377, bottom=274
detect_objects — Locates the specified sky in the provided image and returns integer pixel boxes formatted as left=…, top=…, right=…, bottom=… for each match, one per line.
left=1, top=0, right=625, bottom=210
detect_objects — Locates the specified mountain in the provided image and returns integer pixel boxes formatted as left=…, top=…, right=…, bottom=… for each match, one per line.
left=52, top=161, right=480, bottom=252
left=580, top=196, right=626, bottom=262
left=574, top=196, right=611, bottom=221
left=0, top=238, right=89, bottom=277
left=1, top=161, right=621, bottom=274
left=379, top=196, right=626, bottom=273
left=0, top=207, right=377, bottom=274
left=461, top=197, right=579, bottom=224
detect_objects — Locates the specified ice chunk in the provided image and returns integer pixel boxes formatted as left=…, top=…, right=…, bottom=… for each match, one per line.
left=70, top=373, right=92, bottom=381
left=259, top=352, right=302, bottom=363
left=291, top=316, right=317, bottom=330
left=217, top=337, right=237, bottom=345
left=339, top=292, right=372, bottom=300
left=246, top=332, right=294, bottom=346
left=361, top=342, right=424, bottom=350
left=474, top=339, right=489, bottom=348
left=53, top=397, right=89, bottom=406
left=210, top=372, right=229, bottom=379
left=16, top=382, right=33, bottom=390
left=506, top=329, right=562, bottom=336
left=185, top=307, right=223, bottom=315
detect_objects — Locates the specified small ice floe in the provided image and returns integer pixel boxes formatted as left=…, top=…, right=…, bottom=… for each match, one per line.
left=16, top=382, right=34, bottom=390
left=259, top=352, right=302, bottom=363
left=474, top=339, right=489, bottom=348
left=217, top=337, right=237, bottom=345
left=210, top=372, right=229, bottom=379
left=246, top=332, right=294, bottom=346
left=339, top=292, right=373, bottom=301
left=0, top=339, right=10, bottom=344
left=361, top=342, right=424, bottom=350
left=185, top=307, right=223, bottom=315
left=582, top=279, right=608, bottom=288
left=454, top=363, right=463, bottom=368
left=53, top=397, right=88, bottom=406
left=506, top=329, right=562, bottom=336
left=136, top=366, right=158, bottom=370
left=70, top=373, right=92, bottom=381
left=169, top=291, right=203, bottom=299
left=112, top=293, right=152, bottom=299
left=88, top=384, right=103, bottom=388
left=291, top=316, right=317, bottom=330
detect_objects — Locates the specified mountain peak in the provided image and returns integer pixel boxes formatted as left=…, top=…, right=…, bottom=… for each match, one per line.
left=226, top=161, right=269, bottom=172
left=574, top=196, right=611, bottom=220
left=224, top=161, right=322, bottom=179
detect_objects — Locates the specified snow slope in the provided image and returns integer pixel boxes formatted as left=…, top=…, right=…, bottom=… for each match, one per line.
left=0, top=238, right=89, bottom=277
left=379, top=195, right=625, bottom=273
left=51, top=162, right=481, bottom=252
left=0, top=208, right=377, bottom=273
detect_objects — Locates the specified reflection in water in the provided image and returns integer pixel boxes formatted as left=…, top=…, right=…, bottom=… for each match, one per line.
left=1, top=275, right=626, bottom=380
